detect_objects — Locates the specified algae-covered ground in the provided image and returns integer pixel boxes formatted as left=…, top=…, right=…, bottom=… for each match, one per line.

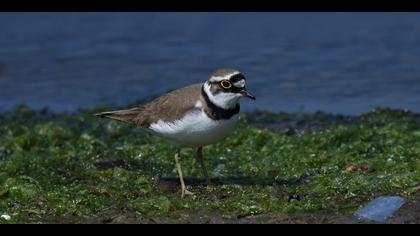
left=0, top=106, right=419, bottom=223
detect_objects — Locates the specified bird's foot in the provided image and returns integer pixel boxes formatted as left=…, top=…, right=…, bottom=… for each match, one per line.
left=181, top=188, right=194, bottom=198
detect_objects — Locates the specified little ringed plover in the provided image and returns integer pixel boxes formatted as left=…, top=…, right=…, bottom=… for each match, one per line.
left=95, top=68, right=255, bottom=197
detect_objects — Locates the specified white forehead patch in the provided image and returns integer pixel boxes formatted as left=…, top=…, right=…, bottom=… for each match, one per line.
left=233, top=79, right=245, bottom=88
left=209, top=71, right=240, bottom=82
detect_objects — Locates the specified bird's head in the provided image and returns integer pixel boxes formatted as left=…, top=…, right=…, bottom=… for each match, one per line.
left=203, top=68, right=255, bottom=110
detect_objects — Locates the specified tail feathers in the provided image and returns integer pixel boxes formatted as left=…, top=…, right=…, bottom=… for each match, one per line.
left=95, top=108, right=143, bottom=124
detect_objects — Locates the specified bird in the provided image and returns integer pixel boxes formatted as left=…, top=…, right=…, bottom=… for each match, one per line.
left=95, top=68, right=255, bottom=197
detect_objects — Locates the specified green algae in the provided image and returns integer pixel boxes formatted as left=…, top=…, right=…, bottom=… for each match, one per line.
left=0, top=106, right=419, bottom=223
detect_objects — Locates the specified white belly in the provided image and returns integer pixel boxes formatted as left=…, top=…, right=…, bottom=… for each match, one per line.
left=148, top=110, right=239, bottom=147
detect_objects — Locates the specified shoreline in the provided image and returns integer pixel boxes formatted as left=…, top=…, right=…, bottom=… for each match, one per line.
left=0, top=106, right=419, bottom=223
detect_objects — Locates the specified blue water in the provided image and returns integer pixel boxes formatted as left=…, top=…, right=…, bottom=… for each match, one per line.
left=1, top=13, right=420, bottom=114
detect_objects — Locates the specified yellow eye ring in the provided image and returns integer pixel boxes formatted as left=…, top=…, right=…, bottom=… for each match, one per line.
left=220, top=80, right=232, bottom=89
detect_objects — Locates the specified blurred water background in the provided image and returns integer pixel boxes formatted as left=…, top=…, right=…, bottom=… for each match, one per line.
left=1, top=13, right=420, bottom=114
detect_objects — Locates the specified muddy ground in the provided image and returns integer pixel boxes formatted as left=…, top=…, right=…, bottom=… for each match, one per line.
left=2, top=108, right=419, bottom=224
left=81, top=112, right=420, bottom=224
left=26, top=182, right=419, bottom=224
left=35, top=193, right=420, bottom=224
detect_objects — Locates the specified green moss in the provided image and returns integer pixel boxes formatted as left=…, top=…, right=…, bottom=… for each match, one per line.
left=0, top=105, right=419, bottom=223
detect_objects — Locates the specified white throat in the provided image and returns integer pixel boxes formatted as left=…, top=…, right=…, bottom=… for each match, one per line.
left=203, top=82, right=241, bottom=110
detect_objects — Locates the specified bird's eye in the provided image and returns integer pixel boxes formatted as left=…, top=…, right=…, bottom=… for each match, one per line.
left=220, top=80, right=232, bottom=89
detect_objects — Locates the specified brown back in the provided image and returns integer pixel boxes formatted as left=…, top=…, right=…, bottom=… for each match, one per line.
left=95, top=83, right=203, bottom=127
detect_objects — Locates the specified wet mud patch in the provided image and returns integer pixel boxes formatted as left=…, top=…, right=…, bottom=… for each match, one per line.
left=86, top=209, right=139, bottom=224
left=157, top=172, right=313, bottom=187
left=155, top=173, right=314, bottom=198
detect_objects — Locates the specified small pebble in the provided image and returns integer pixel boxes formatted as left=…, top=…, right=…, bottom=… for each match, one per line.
left=1, top=214, right=11, bottom=221
left=355, top=196, right=406, bottom=222
left=288, top=194, right=301, bottom=201
left=344, top=163, right=375, bottom=173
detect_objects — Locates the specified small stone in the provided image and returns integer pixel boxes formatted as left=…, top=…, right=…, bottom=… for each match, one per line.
left=360, top=163, right=375, bottom=173
left=288, top=194, right=301, bottom=201
left=344, top=164, right=359, bottom=173
left=344, top=163, right=375, bottom=173
left=1, top=214, right=11, bottom=221
left=355, top=196, right=406, bottom=222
